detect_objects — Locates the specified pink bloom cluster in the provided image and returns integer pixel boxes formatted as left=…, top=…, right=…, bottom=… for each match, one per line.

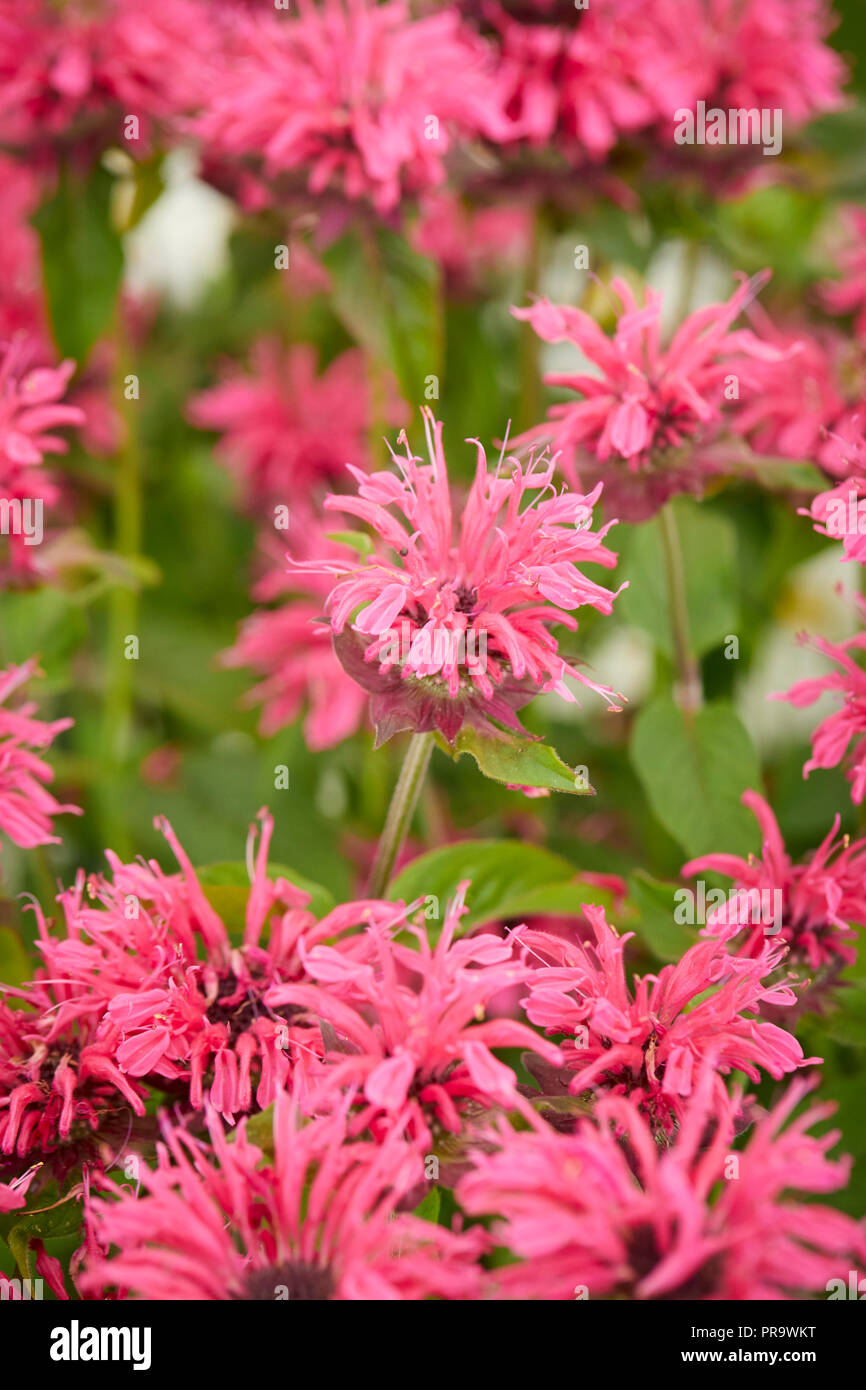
left=520, top=903, right=811, bottom=1135
left=686, top=790, right=866, bottom=981
left=0, top=0, right=218, bottom=155
left=81, top=1090, right=485, bottom=1300
left=188, top=340, right=406, bottom=516
left=194, top=0, right=509, bottom=213
left=459, top=1067, right=865, bottom=1300
left=0, top=659, right=80, bottom=851
left=304, top=409, right=625, bottom=744
left=512, top=273, right=787, bottom=520
left=270, top=881, right=563, bottom=1144
left=773, top=593, right=866, bottom=806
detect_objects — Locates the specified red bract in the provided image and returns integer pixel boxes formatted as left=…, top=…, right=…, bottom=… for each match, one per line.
left=0, top=659, right=80, bottom=850
left=81, top=1090, right=486, bottom=1300
left=521, top=903, right=812, bottom=1134
left=194, top=0, right=510, bottom=213
left=772, top=593, right=866, bottom=806
left=268, top=883, right=563, bottom=1144
left=302, top=408, right=625, bottom=746
left=458, top=1068, right=866, bottom=1300
left=685, top=790, right=866, bottom=981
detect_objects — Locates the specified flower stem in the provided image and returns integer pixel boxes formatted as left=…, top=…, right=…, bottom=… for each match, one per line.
left=367, top=732, right=434, bottom=898
left=659, top=502, right=703, bottom=716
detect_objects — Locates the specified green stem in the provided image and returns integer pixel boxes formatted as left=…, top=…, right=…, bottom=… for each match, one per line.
left=659, top=503, right=703, bottom=717
left=517, top=203, right=544, bottom=433
left=367, top=733, right=434, bottom=898
left=100, top=317, right=141, bottom=856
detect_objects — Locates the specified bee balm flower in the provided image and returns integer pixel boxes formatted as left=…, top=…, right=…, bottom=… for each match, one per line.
left=300, top=409, right=625, bottom=746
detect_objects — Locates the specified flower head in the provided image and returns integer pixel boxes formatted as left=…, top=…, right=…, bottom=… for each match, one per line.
left=81, top=1088, right=485, bottom=1300
left=194, top=0, right=509, bottom=213
left=772, top=593, right=866, bottom=806
left=29, top=808, right=400, bottom=1122
left=0, top=659, right=80, bottom=851
left=302, top=409, right=625, bottom=746
left=511, top=273, right=787, bottom=520
left=458, top=1067, right=866, bottom=1300
left=187, top=341, right=405, bottom=515
left=684, top=790, right=866, bottom=998
left=521, top=903, right=812, bottom=1134
left=268, top=883, right=563, bottom=1146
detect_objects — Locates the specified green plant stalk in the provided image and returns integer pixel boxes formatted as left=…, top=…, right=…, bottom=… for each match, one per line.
left=99, top=322, right=142, bottom=857
left=367, top=732, right=434, bottom=898
left=659, top=502, right=703, bottom=717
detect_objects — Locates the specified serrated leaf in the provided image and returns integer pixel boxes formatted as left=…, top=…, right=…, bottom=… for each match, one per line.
left=437, top=725, right=594, bottom=795
left=630, top=697, right=761, bottom=860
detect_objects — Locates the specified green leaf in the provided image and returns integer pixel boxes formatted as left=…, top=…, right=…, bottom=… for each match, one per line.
left=325, top=531, right=374, bottom=557
left=627, top=872, right=697, bottom=963
left=824, top=986, right=866, bottom=1048
left=389, top=840, right=614, bottom=931
left=746, top=457, right=828, bottom=493
left=0, top=927, right=32, bottom=989
left=197, top=862, right=335, bottom=923
left=436, top=725, right=595, bottom=795
left=413, top=1187, right=441, bottom=1224
left=32, top=162, right=124, bottom=364
left=630, top=697, right=761, bottom=860
left=618, top=500, right=738, bottom=658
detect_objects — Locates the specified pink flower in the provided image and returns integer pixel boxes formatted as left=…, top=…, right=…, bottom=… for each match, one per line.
left=302, top=409, right=625, bottom=746
left=45, top=809, right=405, bottom=1122
left=0, top=0, right=218, bottom=154
left=684, top=790, right=866, bottom=983
left=0, top=659, right=80, bottom=850
left=512, top=273, right=787, bottom=520
left=0, top=991, right=147, bottom=1191
left=458, top=1067, right=866, bottom=1300
left=223, top=531, right=368, bottom=749
left=772, top=593, right=866, bottom=805
left=821, top=207, right=866, bottom=343
left=0, top=337, right=84, bottom=478
left=730, top=315, right=851, bottom=461
left=800, top=477, right=866, bottom=565
left=187, top=340, right=405, bottom=515
left=194, top=0, right=509, bottom=213
left=521, top=903, right=812, bottom=1134
left=81, top=1089, right=485, bottom=1300
left=486, top=0, right=697, bottom=160
left=268, top=882, right=563, bottom=1144
left=685, top=0, right=846, bottom=127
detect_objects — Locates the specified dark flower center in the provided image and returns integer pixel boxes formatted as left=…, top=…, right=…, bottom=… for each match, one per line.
left=237, top=1262, right=336, bottom=1301
left=625, top=1225, right=722, bottom=1300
